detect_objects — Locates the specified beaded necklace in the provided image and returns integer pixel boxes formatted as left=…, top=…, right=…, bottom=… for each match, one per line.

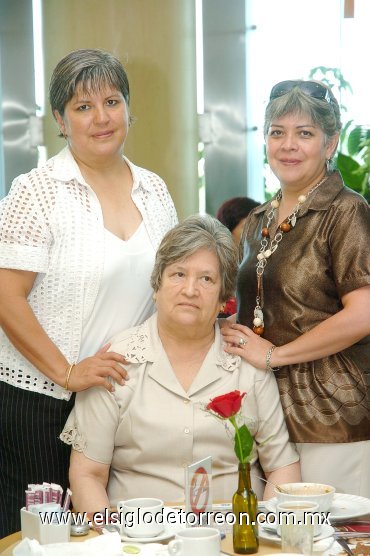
left=252, top=174, right=328, bottom=336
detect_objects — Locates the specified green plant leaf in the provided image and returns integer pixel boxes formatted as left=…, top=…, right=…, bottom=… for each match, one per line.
left=336, top=152, right=364, bottom=192
left=234, top=424, right=254, bottom=463
left=308, top=67, right=352, bottom=93
left=347, top=126, right=370, bottom=156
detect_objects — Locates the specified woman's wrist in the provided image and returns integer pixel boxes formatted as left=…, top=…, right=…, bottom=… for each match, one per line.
left=267, top=341, right=304, bottom=368
left=46, top=358, right=74, bottom=388
left=268, top=344, right=295, bottom=368
left=270, top=345, right=280, bottom=366
left=64, top=362, right=76, bottom=390
left=265, top=345, right=280, bottom=372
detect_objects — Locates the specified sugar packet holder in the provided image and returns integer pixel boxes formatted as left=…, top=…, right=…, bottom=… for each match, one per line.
left=20, top=503, right=71, bottom=544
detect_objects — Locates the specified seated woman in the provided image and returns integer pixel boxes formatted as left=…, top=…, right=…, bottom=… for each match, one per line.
left=61, top=215, right=300, bottom=512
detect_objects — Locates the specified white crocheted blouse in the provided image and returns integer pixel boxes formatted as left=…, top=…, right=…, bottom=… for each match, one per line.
left=0, top=147, right=178, bottom=400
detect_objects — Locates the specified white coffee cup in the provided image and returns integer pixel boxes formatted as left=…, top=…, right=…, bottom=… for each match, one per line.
left=117, top=497, right=164, bottom=538
left=277, top=500, right=322, bottom=536
left=167, top=527, right=221, bottom=556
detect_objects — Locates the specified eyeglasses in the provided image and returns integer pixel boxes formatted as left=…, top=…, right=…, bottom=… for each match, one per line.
left=269, top=80, right=336, bottom=104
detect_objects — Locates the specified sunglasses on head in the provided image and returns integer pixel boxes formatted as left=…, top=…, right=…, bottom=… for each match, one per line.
left=269, top=80, right=335, bottom=104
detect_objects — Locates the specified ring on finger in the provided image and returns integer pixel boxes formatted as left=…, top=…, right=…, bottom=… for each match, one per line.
left=238, top=337, right=247, bottom=346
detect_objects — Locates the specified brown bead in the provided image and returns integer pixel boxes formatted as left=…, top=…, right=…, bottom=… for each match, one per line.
left=253, top=325, right=264, bottom=336
left=279, top=222, right=291, bottom=233
left=262, top=227, right=269, bottom=238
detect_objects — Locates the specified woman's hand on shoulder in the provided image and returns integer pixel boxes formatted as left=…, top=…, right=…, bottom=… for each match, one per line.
left=221, top=323, right=275, bottom=370
left=68, top=344, right=129, bottom=393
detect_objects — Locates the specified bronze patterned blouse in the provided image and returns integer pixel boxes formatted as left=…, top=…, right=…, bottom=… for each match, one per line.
left=237, top=171, right=370, bottom=443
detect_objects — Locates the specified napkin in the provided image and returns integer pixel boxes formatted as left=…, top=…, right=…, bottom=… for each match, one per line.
left=13, top=532, right=122, bottom=556
left=335, top=521, right=370, bottom=534
left=334, top=521, right=370, bottom=556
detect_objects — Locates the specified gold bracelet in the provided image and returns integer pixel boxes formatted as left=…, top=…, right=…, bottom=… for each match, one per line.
left=64, top=363, right=76, bottom=390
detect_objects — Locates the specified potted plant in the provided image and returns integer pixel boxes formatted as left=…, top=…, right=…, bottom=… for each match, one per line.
left=308, top=66, right=370, bottom=202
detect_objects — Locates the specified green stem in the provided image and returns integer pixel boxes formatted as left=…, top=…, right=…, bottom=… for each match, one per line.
left=229, top=416, right=244, bottom=463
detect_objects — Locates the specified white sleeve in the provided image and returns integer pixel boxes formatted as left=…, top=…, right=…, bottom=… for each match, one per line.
left=154, top=175, right=178, bottom=228
left=0, top=175, right=51, bottom=272
left=61, top=386, right=122, bottom=465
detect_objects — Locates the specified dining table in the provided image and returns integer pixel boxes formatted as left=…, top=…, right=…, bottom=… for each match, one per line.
left=1, top=508, right=369, bottom=555
left=0, top=528, right=283, bottom=556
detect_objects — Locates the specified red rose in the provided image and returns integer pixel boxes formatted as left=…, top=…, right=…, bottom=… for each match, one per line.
left=207, top=390, right=246, bottom=419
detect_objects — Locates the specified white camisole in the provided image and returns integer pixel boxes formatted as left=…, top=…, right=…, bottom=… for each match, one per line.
left=79, top=222, right=156, bottom=360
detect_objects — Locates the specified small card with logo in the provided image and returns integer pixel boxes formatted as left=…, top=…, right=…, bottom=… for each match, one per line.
left=185, top=456, right=213, bottom=519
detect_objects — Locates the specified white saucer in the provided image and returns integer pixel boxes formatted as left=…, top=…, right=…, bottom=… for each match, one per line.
left=265, top=493, right=370, bottom=522
left=312, top=537, right=336, bottom=553
left=120, top=507, right=185, bottom=543
left=259, top=524, right=335, bottom=543
left=121, top=528, right=179, bottom=543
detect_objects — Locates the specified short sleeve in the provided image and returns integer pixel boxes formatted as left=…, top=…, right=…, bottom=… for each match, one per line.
left=329, top=198, right=370, bottom=297
left=252, top=371, right=299, bottom=473
left=0, top=175, right=51, bottom=272
left=60, top=387, right=120, bottom=465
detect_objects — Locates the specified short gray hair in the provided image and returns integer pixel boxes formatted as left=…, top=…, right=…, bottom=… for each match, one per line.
left=151, top=214, right=238, bottom=302
left=264, top=85, right=342, bottom=146
left=49, top=49, right=130, bottom=118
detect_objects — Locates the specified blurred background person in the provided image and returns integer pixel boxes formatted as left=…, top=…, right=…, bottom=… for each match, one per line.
left=221, top=80, right=370, bottom=496
left=216, top=196, right=259, bottom=317
left=216, top=196, right=260, bottom=245
left=0, top=48, right=177, bottom=536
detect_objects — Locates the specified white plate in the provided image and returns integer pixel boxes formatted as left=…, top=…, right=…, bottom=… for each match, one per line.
left=120, top=507, right=185, bottom=543
left=259, top=523, right=335, bottom=543
left=153, top=552, right=228, bottom=556
left=149, top=545, right=227, bottom=556
left=122, top=543, right=169, bottom=555
left=265, top=493, right=370, bottom=522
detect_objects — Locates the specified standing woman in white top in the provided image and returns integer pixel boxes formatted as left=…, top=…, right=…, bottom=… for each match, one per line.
left=0, top=48, right=177, bottom=536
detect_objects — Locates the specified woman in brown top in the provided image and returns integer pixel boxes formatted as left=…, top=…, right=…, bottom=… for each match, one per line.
left=221, top=80, right=370, bottom=496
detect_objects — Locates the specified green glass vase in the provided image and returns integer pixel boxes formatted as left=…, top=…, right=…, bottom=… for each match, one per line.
left=232, top=462, right=259, bottom=554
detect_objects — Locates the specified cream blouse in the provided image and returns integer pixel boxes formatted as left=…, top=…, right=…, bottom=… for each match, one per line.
left=61, top=314, right=299, bottom=503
